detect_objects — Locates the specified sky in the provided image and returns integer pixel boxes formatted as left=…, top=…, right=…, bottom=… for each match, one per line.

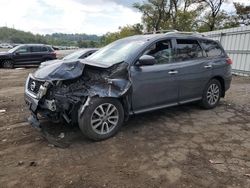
left=0, top=0, right=249, bottom=35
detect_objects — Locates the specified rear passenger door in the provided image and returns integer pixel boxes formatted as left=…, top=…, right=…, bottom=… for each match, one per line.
left=200, top=40, right=228, bottom=75
left=30, top=46, right=44, bottom=64
left=174, top=39, right=212, bottom=102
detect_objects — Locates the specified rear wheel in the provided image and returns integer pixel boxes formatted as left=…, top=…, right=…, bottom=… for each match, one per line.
left=78, top=98, right=124, bottom=141
left=201, top=79, right=221, bottom=109
left=2, top=60, right=14, bottom=69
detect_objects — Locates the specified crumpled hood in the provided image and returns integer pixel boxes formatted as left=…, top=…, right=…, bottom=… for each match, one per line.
left=39, top=59, right=62, bottom=68
left=33, top=59, right=113, bottom=81
left=34, top=60, right=85, bottom=81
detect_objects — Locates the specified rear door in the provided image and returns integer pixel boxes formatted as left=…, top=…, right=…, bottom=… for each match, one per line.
left=173, top=38, right=212, bottom=102
left=130, top=39, right=179, bottom=113
left=200, top=40, right=229, bottom=77
left=30, top=46, right=44, bottom=64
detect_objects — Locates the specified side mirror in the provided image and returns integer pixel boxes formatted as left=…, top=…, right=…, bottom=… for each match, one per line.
left=138, top=55, right=156, bottom=66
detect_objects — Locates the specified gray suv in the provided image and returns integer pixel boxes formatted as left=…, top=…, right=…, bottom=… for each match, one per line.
left=24, top=31, right=232, bottom=141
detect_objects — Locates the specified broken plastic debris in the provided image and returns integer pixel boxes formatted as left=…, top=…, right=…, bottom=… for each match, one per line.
left=35, top=137, right=41, bottom=141
left=209, top=159, right=224, bottom=164
left=2, top=139, right=7, bottom=142
left=0, top=109, right=6, bottom=113
left=17, top=161, right=24, bottom=166
left=245, top=174, right=250, bottom=177
left=15, top=68, right=25, bottom=70
left=58, top=132, right=65, bottom=139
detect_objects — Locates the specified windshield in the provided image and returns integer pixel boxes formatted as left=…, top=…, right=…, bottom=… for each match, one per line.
left=63, top=50, right=87, bottom=60
left=8, top=45, right=21, bottom=53
left=86, top=39, right=146, bottom=65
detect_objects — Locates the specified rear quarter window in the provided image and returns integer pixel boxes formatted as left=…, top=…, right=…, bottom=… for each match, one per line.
left=200, top=40, right=224, bottom=57
left=47, top=46, right=54, bottom=52
left=41, top=46, right=49, bottom=52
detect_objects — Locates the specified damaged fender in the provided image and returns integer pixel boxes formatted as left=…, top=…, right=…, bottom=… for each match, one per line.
left=27, top=60, right=132, bottom=124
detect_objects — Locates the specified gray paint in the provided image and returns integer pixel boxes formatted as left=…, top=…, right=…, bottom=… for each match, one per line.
left=24, top=33, right=232, bottom=124
left=203, top=26, right=250, bottom=76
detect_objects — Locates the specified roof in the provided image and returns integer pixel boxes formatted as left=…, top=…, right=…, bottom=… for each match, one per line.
left=121, top=31, right=212, bottom=42
left=17, top=44, right=52, bottom=47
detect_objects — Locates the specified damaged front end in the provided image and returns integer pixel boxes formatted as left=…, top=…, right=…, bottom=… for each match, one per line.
left=24, top=60, right=131, bottom=129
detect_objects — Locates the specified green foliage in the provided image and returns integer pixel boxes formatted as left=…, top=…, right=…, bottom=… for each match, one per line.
left=133, top=0, right=242, bottom=32
left=0, top=27, right=47, bottom=44
left=100, top=24, right=143, bottom=46
left=133, top=0, right=202, bottom=31
left=77, top=40, right=98, bottom=48
left=0, top=27, right=101, bottom=47
left=0, top=0, right=248, bottom=50
left=234, top=2, right=250, bottom=26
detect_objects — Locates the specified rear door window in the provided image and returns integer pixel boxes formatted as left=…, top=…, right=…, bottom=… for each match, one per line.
left=200, top=40, right=224, bottom=57
left=31, top=46, right=41, bottom=53
left=175, top=39, right=203, bottom=61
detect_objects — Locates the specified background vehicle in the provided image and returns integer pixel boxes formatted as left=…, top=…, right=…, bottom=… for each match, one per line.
left=0, top=43, right=13, bottom=49
left=24, top=31, right=232, bottom=141
left=39, top=48, right=98, bottom=68
left=0, top=44, right=56, bottom=68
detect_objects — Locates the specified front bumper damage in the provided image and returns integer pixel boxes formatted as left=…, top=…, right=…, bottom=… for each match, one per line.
left=24, top=62, right=132, bottom=128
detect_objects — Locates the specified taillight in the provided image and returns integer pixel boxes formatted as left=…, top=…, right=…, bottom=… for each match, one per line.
left=52, top=52, right=57, bottom=57
left=226, top=58, right=233, bottom=65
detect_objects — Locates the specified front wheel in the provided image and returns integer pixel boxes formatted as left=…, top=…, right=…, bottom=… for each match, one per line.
left=201, top=79, right=222, bottom=109
left=78, top=98, right=124, bottom=141
left=2, top=60, right=14, bottom=69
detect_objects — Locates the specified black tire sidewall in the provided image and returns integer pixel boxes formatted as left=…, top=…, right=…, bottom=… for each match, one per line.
left=78, top=97, right=124, bottom=141
left=201, top=79, right=222, bottom=109
left=3, top=60, right=14, bottom=69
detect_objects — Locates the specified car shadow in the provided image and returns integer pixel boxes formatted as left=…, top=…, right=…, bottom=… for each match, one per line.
left=38, top=101, right=226, bottom=148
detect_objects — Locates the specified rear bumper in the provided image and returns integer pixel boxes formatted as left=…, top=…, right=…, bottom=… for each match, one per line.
left=224, top=77, right=232, bottom=92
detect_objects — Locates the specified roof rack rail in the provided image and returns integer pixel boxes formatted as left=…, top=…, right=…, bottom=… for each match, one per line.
left=143, top=30, right=205, bottom=37
left=143, top=30, right=178, bottom=35
left=165, top=31, right=205, bottom=37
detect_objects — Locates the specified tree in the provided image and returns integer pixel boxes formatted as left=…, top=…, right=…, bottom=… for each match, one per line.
left=197, top=0, right=226, bottom=31
left=133, top=0, right=201, bottom=32
left=234, top=2, right=250, bottom=26
left=133, top=0, right=170, bottom=31
left=100, top=24, right=143, bottom=45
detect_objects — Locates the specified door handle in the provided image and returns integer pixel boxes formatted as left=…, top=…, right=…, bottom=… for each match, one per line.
left=204, top=65, right=212, bottom=69
left=168, top=70, right=178, bottom=75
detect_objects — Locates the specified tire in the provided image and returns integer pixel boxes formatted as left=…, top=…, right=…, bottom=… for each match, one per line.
left=201, top=79, right=222, bottom=109
left=78, top=97, right=124, bottom=141
left=43, top=58, right=51, bottom=62
left=2, top=60, right=14, bottom=69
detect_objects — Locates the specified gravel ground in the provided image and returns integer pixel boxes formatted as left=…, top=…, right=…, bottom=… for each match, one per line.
left=0, top=68, right=250, bottom=188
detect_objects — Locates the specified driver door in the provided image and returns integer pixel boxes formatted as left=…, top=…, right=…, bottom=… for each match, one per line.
left=14, top=46, right=32, bottom=64
left=130, top=39, right=179, bottom=113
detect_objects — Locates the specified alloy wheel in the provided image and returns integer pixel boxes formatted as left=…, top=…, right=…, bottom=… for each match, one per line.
left=207, top=83, right=220, bottom=105
left=90, top=103, right=119, bottom=135
left=3, top=60, right=13, bottom=69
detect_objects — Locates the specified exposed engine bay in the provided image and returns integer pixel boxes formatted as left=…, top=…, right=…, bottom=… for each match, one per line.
left=25, top=61, right=132, bottom=129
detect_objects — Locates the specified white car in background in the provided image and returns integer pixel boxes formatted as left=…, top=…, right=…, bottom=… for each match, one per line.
left=0, top=43, right=13, bottom=49
left=39, top=48, right=99, bottom=68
